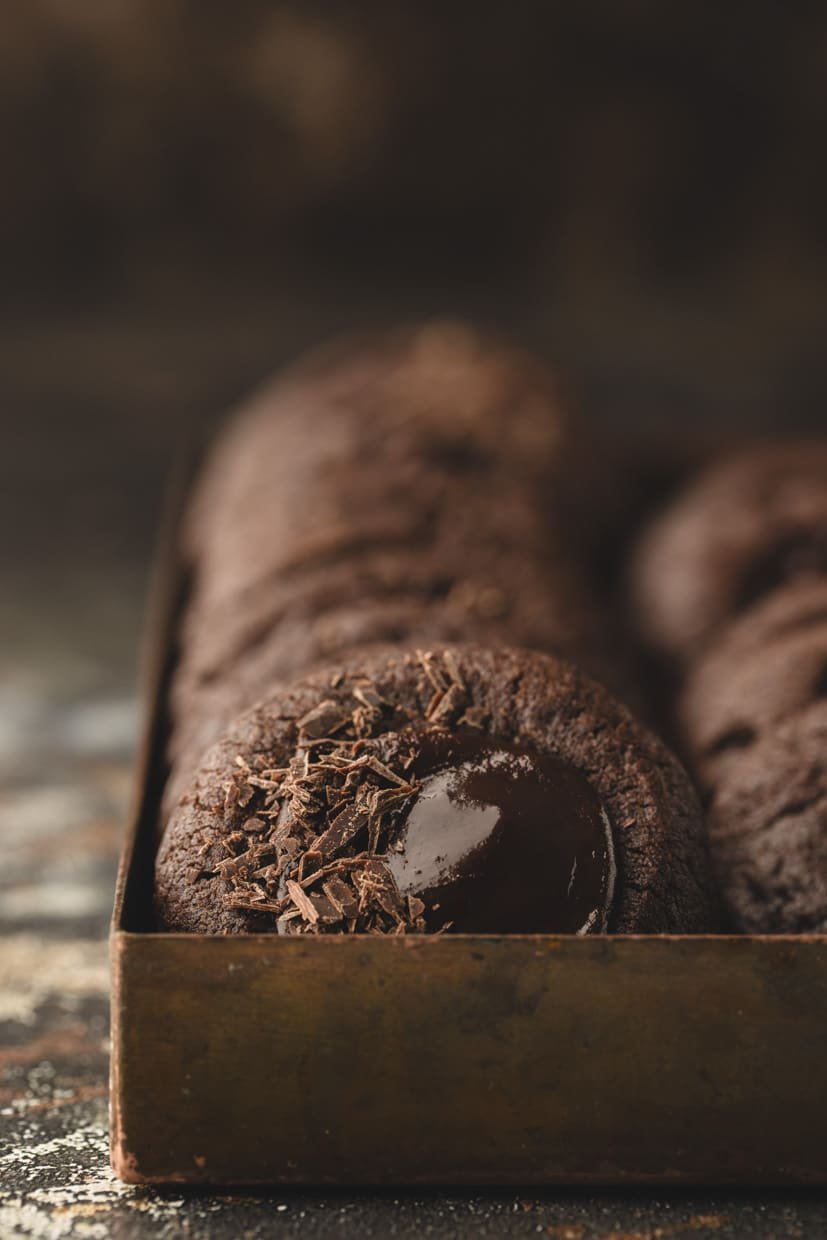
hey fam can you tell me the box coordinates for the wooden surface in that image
[3,300,827,1234]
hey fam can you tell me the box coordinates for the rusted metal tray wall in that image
[110,466,827,1186]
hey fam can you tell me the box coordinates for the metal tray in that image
[110,464,827,1187]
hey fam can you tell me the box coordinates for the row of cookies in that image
[633,443,827,932]
[156,323,715,935]
[165,322,621,814]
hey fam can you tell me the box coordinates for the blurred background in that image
[3,1,827,699]
[0,0,825,676]
[2,4,827,1227]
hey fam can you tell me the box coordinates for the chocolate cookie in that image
[165,322,629,818]
[679,580,827,787]
[156,644,715,936]
[630,441,827,661]
[706,702,827,933]
[181,322,574,622]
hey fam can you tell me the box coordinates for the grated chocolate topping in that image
[216,651,469,934]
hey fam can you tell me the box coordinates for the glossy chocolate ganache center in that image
[387,731,616,934]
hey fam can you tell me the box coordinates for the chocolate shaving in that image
[311,805,370,859]
[415,649,469,722]
[242,816,268,834]
[297,848,322,883]
[323,876,360,919]
[297,699,349,739]
[225,895,286,915]
[313,895,344,926]
[286,878,320,924]
[218,658,480,936]
[358,754,412,787]
[441,649,465,689]
[354,859,406,923]
[426,681,467,724]
[214,840,275,880]
[352,683,391,713]
[417,649,449,694]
